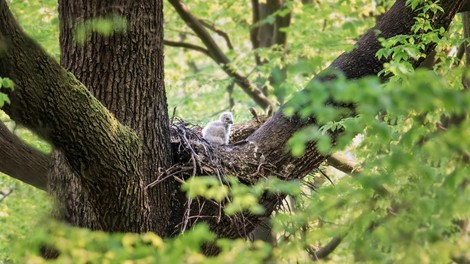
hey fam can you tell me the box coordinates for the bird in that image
[202,112,233,145]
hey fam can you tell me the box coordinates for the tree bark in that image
[55,0,179,236]
[193,0,465,241]
[0,0,152,233]
[0,0,465,246]
[250,0,290,60]
[0,121,48,190]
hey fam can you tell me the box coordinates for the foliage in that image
[1,0,469,263]
[0,77,13,108]
[164,0,381,122]
[17,221,271,264]
[74,15,128,45]
[0,175,50,263]
[285,69,470,263]
[8,0,59,59]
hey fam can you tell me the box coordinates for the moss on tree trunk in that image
[0,0,465,246]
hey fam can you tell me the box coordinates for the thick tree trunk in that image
[0,0,465,249]
[54,0,179,236]
[0,0,154,233]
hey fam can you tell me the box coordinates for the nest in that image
[144,118,235,232]
[144,112,297,235]
[146,118,226,190]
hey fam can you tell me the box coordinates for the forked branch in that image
[167,0,273,109]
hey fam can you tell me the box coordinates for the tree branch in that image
[164,39,213,58]
[0,187,13,202]
[306,236,343,261]
[0,0,150,232]
[168,0,273,109]
[0,122,48,190]
[193,0,465,243]
[326,155,360,175]
[462,11,470,89]
[198,19,234,50]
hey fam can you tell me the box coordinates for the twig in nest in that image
[319,169,335,185]
[249,107,260,122]
[170,107,177,124]
[168,119,234,231]
[146,167,194,189]
[267,105,274,116]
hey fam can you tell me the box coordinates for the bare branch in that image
[455,42,465,64]
[227,81,235,110]
[0,188,13,202]
[164,39,213,58]
[306,236,343,261]
[326,154,361,175]
[198,19,234,50]
[168,0,273,109]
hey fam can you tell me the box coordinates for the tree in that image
[0,0,468,261]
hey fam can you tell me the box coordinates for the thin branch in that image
[164,39,213,58]
[0,188,13,202]
[306,236,344,261]
[455,42,465,64]
[227,81,235,110]
[168,0,272,109]
[326,154,361,175]
[198,19,234,50]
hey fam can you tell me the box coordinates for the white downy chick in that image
[202,112,233,145]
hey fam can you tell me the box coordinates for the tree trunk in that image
[53,0,181,236]
[0,0,172,234]
[250,0,290,62]
[0,0,465,248]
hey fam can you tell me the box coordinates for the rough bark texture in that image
[0,0,465,250]
[0,122,48,190]
[0,0,150,232]
[55,0,178,236]
[189,0,465,242]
